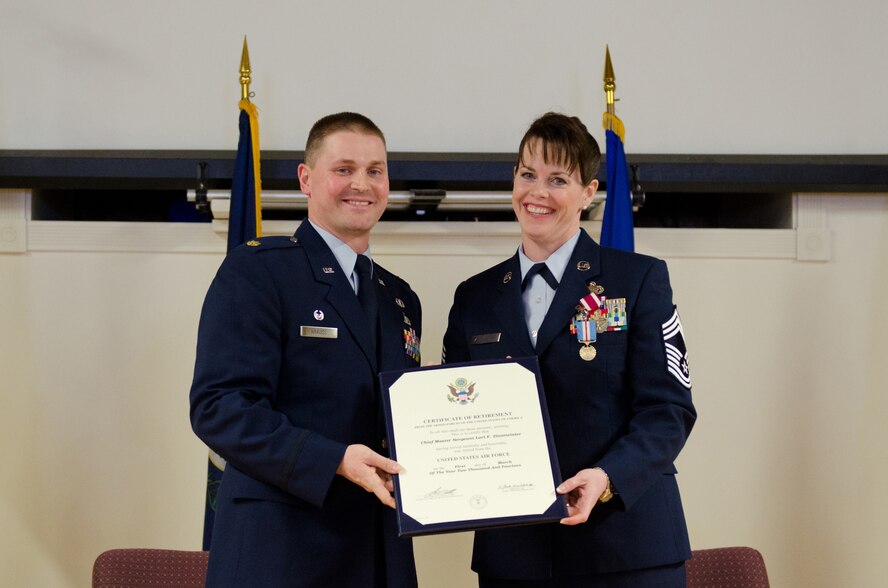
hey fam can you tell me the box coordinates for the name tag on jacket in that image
[300,326,338,339]
[470,332,502,345]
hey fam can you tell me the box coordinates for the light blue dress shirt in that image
[518,230,581,348]
[308,219,373,295]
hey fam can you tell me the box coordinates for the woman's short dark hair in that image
[516,112,601,186]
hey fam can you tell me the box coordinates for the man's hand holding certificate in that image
[380,358,567,536]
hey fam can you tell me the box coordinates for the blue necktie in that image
[354,255,378,348]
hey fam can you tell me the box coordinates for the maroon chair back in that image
[92,548,209,587]
[686,546,770,588]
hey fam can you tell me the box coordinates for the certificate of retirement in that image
[380,357,567,536]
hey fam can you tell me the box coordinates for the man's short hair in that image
[516,112,601,186]
[304,112,386,166]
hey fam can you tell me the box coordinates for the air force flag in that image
[662,308,691,389]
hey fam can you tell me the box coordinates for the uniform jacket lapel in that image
[295,222,378,371]
[376,272,405,370]
[534,230,601,357]
[492,256,536,357]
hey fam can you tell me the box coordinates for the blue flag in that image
[600,114,634,252]
[227,100,263,251]
[203,99,262,551]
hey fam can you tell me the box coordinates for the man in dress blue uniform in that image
[191,112,421,587]
[443,113,696,587]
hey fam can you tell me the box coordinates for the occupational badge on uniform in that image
[447,377,478,404]
[313,309,325,321]
[662,307,691,389]
[577,260,591,271]
[404,327,421,363]
[395,297,406,308]
[503,271,512,284]
[403,314,412,326]
[322,267,335,274]
[378,278,386,286]
[246,240,261,247]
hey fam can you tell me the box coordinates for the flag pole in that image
[203,37,262,550]
[601,45,624,141]
[233,35,262,242]
[240,36,252,102]
[599,45,634,252]
[603,45,616,119]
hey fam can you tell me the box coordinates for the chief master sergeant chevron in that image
[190,112,421,587]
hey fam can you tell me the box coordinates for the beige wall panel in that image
[1,204,886,586]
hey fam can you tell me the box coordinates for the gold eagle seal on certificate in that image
[447,377,478,405]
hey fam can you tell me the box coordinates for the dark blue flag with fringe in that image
[600,113,634,252]
[227,100,263,251]
[202,99,262,550]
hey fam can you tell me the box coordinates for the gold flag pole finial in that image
[240,36,252,102]
[603,45,616,117]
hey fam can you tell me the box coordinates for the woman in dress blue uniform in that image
[442,113,696,587]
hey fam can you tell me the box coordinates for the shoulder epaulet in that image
[375,263,410,289]
[599,244,658,265]
[473,257,513,282]
[240,236,301,253]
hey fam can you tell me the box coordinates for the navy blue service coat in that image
[191,221,421,587]
[442,229,695,581]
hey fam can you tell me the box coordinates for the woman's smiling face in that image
[512,139,597,260]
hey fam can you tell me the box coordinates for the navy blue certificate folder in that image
[380,357,567,537]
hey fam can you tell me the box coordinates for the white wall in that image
[2,1,888,154]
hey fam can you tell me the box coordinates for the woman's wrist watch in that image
[594,467,614,503]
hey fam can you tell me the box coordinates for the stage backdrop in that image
[1,1,887,154]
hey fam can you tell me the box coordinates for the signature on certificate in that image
[420,486,459,500]
[497,482,534,492]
